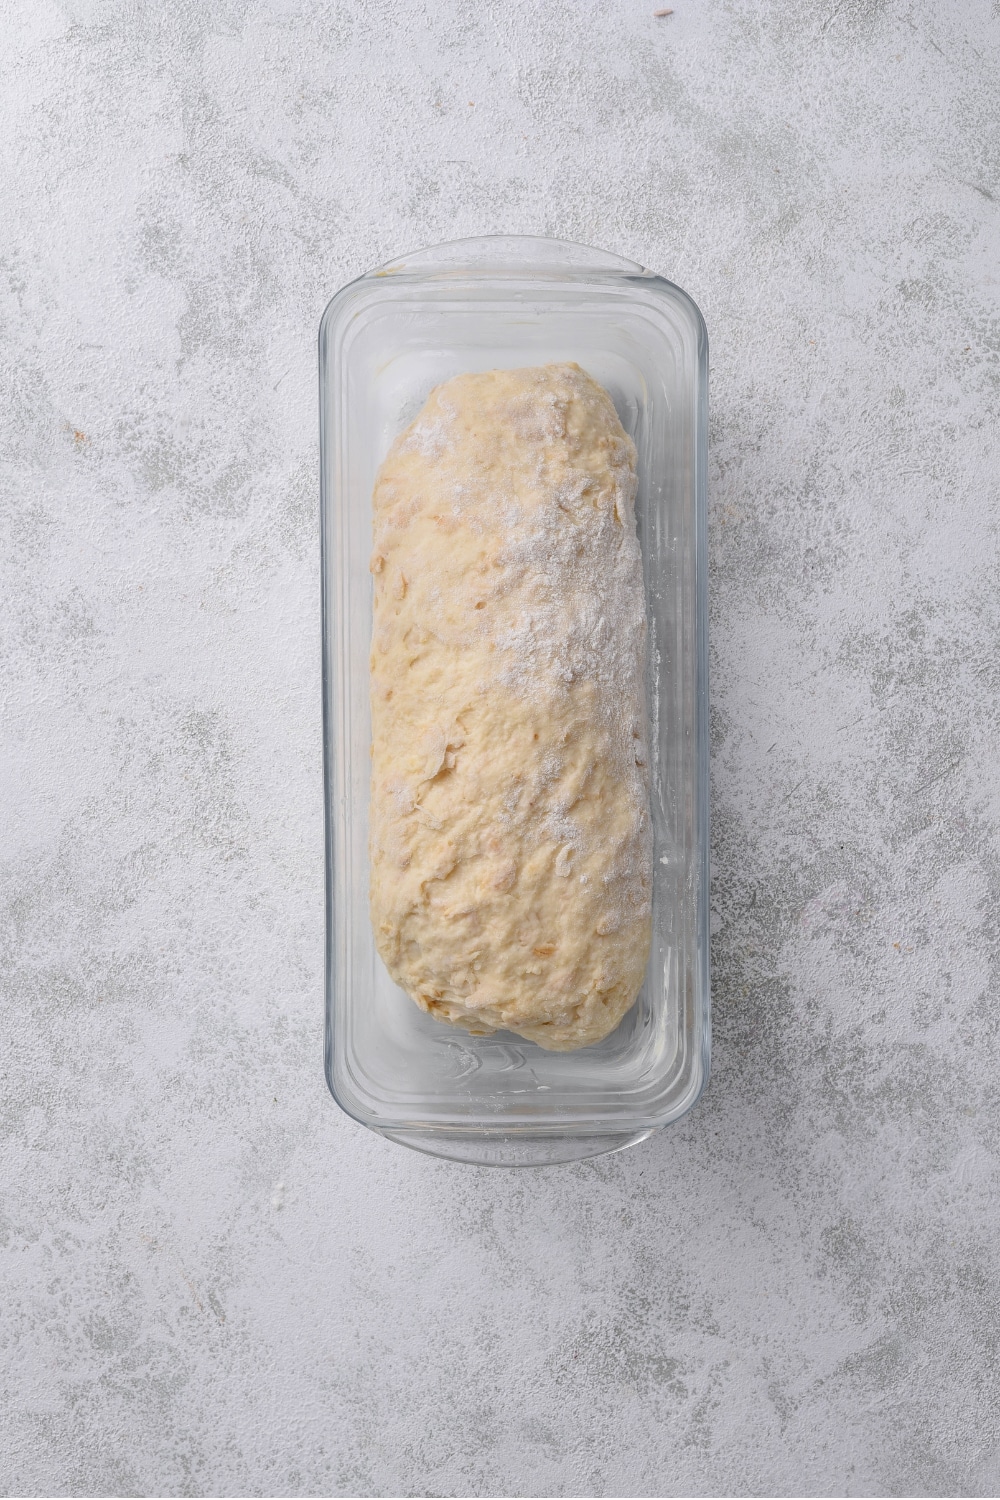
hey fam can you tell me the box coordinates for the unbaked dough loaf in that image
[369,362,652,1051]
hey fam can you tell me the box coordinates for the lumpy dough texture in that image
[369,363,653,1051]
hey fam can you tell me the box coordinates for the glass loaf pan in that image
[320,236,709,1167]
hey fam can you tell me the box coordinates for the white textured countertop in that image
[3,1,999,1494]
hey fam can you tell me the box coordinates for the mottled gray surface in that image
[2,0,999,1495]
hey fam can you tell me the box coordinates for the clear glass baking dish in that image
[320,236,709,1166]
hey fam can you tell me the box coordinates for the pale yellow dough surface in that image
[369,363,652,1050]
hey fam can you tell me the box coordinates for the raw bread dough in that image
[369,362,652,1051]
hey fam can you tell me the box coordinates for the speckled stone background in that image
[3,1,999,1495]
